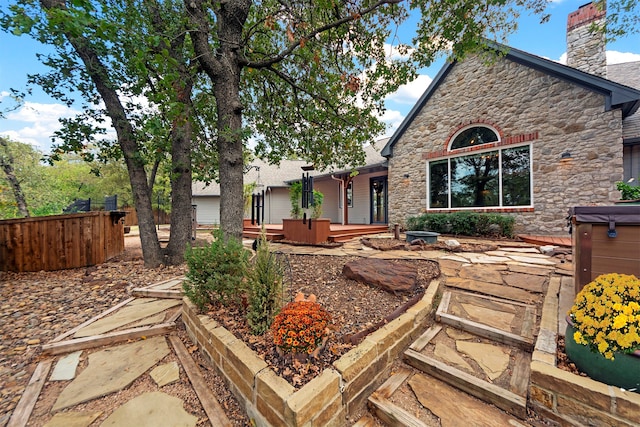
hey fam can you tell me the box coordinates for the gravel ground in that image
[0,231,252,426]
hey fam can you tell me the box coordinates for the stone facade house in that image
[381,2,640,236]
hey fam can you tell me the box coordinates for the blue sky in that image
[1,0,639,153]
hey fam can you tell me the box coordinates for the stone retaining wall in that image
[530,277,640,426]
[182,280,440,426]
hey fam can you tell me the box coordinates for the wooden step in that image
[328,228,389,242]
[131,288,183,299]
[406,372,530,427]
[367,368,427,427]
[403,349,527,419]
[242,230,285,241]
[436,291,535,352]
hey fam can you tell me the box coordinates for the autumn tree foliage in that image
[2,0,635,261]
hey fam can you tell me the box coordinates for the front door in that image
[370,176,388,224]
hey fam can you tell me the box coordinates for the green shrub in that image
[289,181,302,219]
[246,233,287,335]
[616,179,640,200]
[183,229,249,311]
[405,211,515,238]
[311,189,324,219]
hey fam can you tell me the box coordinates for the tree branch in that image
[243,0,402,69]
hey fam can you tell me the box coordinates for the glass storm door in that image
[370,177,388,224]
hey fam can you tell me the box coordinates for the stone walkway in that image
[7,234,572,427]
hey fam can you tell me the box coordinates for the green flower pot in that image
[565,323,640,392]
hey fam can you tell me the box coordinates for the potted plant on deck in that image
[565,273,640,392]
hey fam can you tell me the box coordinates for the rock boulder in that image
[342,259,418,294]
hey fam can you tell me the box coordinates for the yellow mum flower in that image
[613,314,628,330]
[598,340,609,354]
[569,273,640,358]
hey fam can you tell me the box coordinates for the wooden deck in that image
[517,234,572,247]
[242,223,389,242]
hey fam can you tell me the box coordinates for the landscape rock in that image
[150,362,180,387]
[539,245,557,255]
[50,351,82,381]
[100,392,197,427]
[43,411,102,427]
[52,336,170,411]
[342,258,418,294]
[445,239,461,248]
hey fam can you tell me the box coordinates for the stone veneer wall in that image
[566,2,606,77]
[388,55,624,235]
[181,280,440,427]
[530,276,640,426]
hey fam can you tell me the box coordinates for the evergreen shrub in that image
[406,211,515,238]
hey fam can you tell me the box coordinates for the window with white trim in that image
[428,126,532,209]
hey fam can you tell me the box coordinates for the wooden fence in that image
[0,211,126,272]
[122,207,170,227]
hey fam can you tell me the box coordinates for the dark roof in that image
[381,43,640,158]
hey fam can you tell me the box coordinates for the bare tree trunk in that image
[165,81,194,264]
[185,0,249,241]
[40,0,164,267]
[0,138,30,218]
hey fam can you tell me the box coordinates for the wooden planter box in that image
[282,218,330,244]
[571,206,640,293]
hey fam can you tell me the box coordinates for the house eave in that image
[381,41,640,158]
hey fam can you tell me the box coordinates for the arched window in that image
[450,126,499,150]
[428,126,531,209]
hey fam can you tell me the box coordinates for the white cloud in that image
[382,43,413,61]
[378,108,405,138]
[554,50,640,66]
[7,101,76,124]
[607,50,640,64]
[558,52,567,64]
[0,102,78,151]
[0,100,122,153]
[385,74,432,105]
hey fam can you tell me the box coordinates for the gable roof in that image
[607,61,640,90]
[193,140,389,196]
[381,43,640,158]
[192,157,309,196]
[312,140,389,181]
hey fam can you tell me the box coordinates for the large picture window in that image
[428,145,532,209]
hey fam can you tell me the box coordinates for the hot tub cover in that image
[570,206,640,224]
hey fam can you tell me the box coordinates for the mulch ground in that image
[1,232,577,426]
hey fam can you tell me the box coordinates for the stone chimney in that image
[566,2,607,77]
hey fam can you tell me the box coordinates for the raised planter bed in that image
[405,231,440,244]
[282,218,331,245]
[182,280,441,426]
